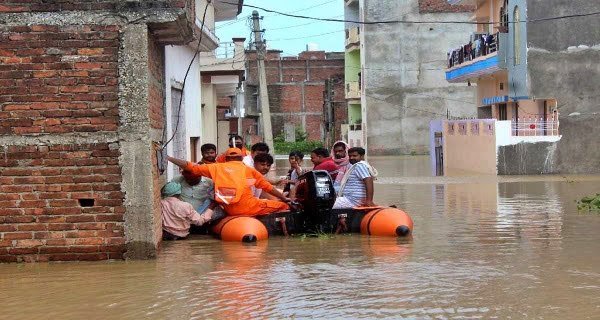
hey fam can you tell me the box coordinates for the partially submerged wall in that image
[525,0,600,173]
[0,1,194,262]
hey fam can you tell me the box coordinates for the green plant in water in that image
[295,229,335,240]
[576,193,600,212]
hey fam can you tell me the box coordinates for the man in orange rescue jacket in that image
[167,148,290,216]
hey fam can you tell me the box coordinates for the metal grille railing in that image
[448,32,500,68]
[511,117,560,136]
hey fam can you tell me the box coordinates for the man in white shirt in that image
[332,147,378,209]
[251,153,276,199]
[242,142,270,167]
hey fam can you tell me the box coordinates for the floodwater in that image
[2,156,600,319]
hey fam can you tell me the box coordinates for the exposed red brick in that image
[244,50,347,141]
[418,0,474,13]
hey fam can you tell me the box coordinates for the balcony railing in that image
[345,81,360,100]
[215,41,235,59]
[345,27,360,49]
[512,117,560,136]
[349,123,362,131]
[447,32,501,69]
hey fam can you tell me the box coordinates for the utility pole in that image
[251,10,273,152]
[323,78,334,147]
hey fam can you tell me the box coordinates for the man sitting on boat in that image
[310,147,339,180]
[242,142,270,167]
[332,147,379,209]
[160,182,213,240]
[198,143,217,164]
[167,148,291,216]
[331,141,351,193]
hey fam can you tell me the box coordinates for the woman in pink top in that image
[160,182,213,240]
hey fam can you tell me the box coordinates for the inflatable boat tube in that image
[360,207,414,237]
[212,216,269,242]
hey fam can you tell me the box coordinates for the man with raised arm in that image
[167,148,290,216]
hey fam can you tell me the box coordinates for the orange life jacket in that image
[203,161,248,205]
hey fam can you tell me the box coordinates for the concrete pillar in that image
[118,24,162,259]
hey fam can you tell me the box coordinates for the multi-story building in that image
[344,0,477,154]
[244,49,347,146]
[432,0,599,175]
[200,38,246,154]
[164,0,244,178]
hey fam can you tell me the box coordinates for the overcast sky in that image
[215,0,345,56]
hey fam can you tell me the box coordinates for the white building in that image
[163,0,244,178]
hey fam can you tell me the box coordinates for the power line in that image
[215,14,251,29]
[216,0,338,29]
[220,1,600,25]
[162,0,211,150]
[270,0,338,16]
[268,29,344,42]
[269,15,345,31]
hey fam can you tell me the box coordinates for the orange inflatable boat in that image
[359,207,414,237]
[212,216,268,243]
[209,170,414,241]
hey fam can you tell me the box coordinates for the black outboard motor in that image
[295,170,335,230]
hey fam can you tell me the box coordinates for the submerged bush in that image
[576,193,600,212]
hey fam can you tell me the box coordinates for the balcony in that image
[345,27,360,52]
[446,32,507,83]
[345,81,360,100]
[348,124,363,148]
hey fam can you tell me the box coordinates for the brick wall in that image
[0,25,119,135]
[0,1,189,13]
[0,24,125,262]
[418,0,474,13]
[0,143,125,262]
[245,51,347,142]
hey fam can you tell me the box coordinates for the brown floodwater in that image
[1,156,600,319]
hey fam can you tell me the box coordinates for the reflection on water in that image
[1,156,600,319]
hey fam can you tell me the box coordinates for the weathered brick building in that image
[244,50,348,144]
[0,1,201,262]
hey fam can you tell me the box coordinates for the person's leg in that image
[332,196,356,209]
[224,193,290,216]
[162,230,180,240]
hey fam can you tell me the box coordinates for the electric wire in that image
[220,1,600,25]
[269,15,344,31]
[161,0,211,150]
[215,0,338,29]
[268,29,344,42]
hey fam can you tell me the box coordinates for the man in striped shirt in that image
[332,147,377,209]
